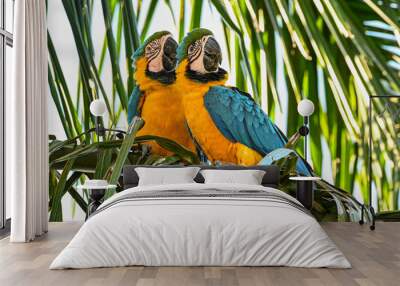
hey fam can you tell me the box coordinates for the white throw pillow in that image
[135,167,201,186]
[200,169,265,185]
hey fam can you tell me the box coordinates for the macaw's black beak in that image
[203,37,222,72]
[162,37,178,72]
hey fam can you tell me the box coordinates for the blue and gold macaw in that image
[128,31,196,156]
[176,28,311,174]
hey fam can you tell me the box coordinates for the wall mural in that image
[49,28,364,223]
[48,1,399,222]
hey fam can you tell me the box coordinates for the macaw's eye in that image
[145,40,162,60]
[145,44,154,55]
[188,45,194,53]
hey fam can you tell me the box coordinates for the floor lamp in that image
[90,99,107,138]
[85,99,124,218]
[297,99,315,163]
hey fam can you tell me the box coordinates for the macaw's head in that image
[177,28,227,83]
[133,31,178,84]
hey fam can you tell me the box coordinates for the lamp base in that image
[359,204,376,231]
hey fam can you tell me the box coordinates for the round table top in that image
[77,184,117,190]
[289,176,321,181]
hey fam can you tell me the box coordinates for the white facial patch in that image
[146,35,171,73]
[188,36,211,73]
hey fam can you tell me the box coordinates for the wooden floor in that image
[0,222,399,286]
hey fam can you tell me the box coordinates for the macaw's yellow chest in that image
[181,85,261,166]
[138,86,196,156]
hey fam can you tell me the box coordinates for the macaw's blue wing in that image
[127,86,143,124]
[204,86,312,176]
[258,148,312,176]
[204,86,287,155]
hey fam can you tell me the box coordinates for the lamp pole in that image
[304,116,308,161]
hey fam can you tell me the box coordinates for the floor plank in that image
[0,222,399,286]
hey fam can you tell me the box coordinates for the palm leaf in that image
[108,117,144,185]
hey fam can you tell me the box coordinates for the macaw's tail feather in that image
[258,148,313,176]
[127,86,143,124]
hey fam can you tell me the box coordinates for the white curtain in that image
[7,0,48,242]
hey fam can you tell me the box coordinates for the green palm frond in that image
[207,0,399,212]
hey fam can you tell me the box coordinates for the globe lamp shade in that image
[297,99,315,117]
[90,100,106,117]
